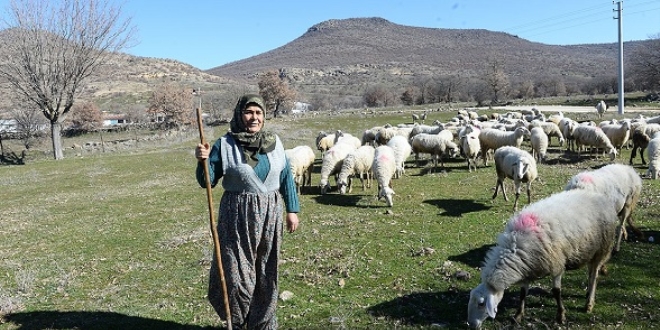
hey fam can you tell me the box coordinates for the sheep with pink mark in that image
[565,164,644,252]
[467,189,620,329]
[492,146,538,211]
[372,145,397,207]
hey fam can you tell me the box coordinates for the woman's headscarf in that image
[229,94,277,163]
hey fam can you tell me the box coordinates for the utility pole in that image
[614,1,624,115]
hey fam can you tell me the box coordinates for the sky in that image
[2,0,660,70]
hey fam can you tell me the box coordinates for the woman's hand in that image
[195,143,210,161]
[286,213,299,233]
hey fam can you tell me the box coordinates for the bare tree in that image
[70,101,103,133]
[0,0,135,159]
[10,104,47,149]
[628,34,660,91]
[258,69,296,118]
[484,60,510,103]
[147,84,194,129]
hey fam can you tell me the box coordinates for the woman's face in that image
[241,104,264,134]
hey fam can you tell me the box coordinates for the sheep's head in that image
[607,148,617,161]
[337,180,349,195]
[512,159,531,180]
[467,283,504,329]
[319,179,330,194]
[378,186,395,207]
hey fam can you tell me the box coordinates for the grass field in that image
[1,106,659,329]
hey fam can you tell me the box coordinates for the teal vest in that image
[220,134,285,193]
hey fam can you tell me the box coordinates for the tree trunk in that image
[50,120,64,160]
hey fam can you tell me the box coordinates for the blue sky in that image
[2,0,660,70]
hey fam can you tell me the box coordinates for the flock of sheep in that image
[283,105,660,327]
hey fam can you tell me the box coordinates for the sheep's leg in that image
[526,181,532,204]
[551,274,567,324]
[492,178,507,201]
[640,146,647,165]
[513,284,528,323]
[585,263,602,313]
[629,145,638,165]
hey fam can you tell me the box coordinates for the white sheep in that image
[318,141,356,194]
[571,125,617,160]
[336,145,375,194]
[529,126,548,164]
[478,127,530,166]
[467,189,620,328]
[316,132,336,152]
[375,126,413,145]
[284,145,316,194]
[646,133,660,179]
[410,132,460,173]
[372,145,397,207]
[492,146,538,211]
[529,119,564,147]
[596,100,608,118]
[334,130,362,149]
[559,117,578,152]
[564,163,644,252]
[460,126,481,172]
[600,120,631,154]
[386,135,412,178]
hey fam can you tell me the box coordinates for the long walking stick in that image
[196,107,233,330]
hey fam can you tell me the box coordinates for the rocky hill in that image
[207,17,644,100]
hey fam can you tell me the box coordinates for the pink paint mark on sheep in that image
[513,212,542,234]
[377,153,392,162]
[577,173,594,184]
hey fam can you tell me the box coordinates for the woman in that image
[195,93,300,329]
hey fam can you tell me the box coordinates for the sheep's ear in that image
[486,293,498,319]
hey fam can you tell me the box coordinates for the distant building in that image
[291,101,311,114]
[102,113,131,126]
[0,119,18,133]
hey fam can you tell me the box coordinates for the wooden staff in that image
[196,107,233,330]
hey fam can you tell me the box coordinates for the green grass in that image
[1,107,659,329]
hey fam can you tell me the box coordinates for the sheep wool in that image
[284,145,316,194]
[336,145,376,194]
[492,146,538,211]
[372,145,397,207]
[646,135,660,179]
[564,163,643,252]
[467,189,619,329]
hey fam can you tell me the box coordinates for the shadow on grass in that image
[423,198,491,217]
[447,243,494,269]
[3,310,221,330]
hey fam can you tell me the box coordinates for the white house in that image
[291,101,311,114]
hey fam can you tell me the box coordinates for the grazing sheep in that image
[318,141,356,194]
[386,135,412,178]
[646,133,660,179]
[334,130,362,149]
[529,120,564,147]
[284,145,316,194]
[372,145,397,207]
[316,132,336,152]
[596,100,608,118]
[601,121,631,155]
[460,126,481,172]
[492,146,538,211]
[529,126,548,164]
[336,145,376,194]
[559,118,578,152]
[564,163,644,252]
[629,123,660,165]
[572,125,617,160]
[375,126,413,145]
[478,127,530,166]
[410,132,460,173]
[467,189,619,328]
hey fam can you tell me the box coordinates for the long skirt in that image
[208,190,283,330]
